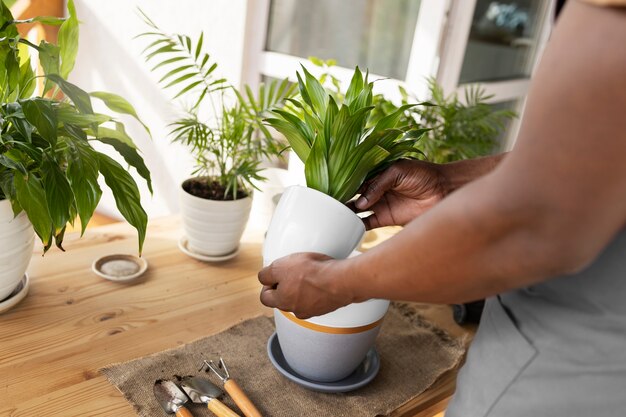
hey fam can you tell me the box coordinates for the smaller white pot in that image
[275,298,390,382]
[0,200,34,300]
[263,185,365,266]
[179,181,252,257]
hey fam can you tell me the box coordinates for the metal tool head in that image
[198,357,230,382]
[180,376,224,404]
[153,379,189,413]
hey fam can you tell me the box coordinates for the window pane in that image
[266,0,421,80]
[459,0,549,83]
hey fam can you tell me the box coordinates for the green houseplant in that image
[138,12,294,259]
[0,1,151,303]
[403,80,516,163]
[262,65,431,383]
[266,65,428,204]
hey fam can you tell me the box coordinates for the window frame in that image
[242,0,555,150]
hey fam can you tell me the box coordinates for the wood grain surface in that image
[0,217,471,417]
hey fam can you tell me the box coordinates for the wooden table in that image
[0,216,471,417]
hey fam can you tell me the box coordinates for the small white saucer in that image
[92,254,148,282]
[0,274,30,314]
[178,236,240,262]
[267,332,380,393]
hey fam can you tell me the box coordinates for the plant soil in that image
[182,177,248,201]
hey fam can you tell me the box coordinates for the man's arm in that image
[341,1,626,305]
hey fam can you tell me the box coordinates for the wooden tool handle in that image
[175,406,194,417]
[224,379,262,417]
[206,398,241,417]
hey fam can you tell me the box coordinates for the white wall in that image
[71,0,249,219]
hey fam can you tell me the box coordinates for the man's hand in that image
[350,160,447,230]
[258,253,354,319]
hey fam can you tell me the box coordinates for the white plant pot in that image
[263,185,365,266]
[0,200,34,300]
[275,296,390,382]
[179,181,252,257]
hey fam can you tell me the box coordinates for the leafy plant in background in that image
[0,0,151,253]
[309,58,516,164]
[404,80,516,163]
[138,11,295,200]
[266,66,429,204]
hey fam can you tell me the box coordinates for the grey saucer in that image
[267,332,380,393]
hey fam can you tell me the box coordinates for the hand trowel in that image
[180,376,241,417]
[153,379,194,417]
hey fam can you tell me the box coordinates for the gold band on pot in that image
[279,310,385,334]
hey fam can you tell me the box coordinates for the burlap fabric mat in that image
[101,302,466,417]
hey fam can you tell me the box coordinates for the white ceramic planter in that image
[275,297,390,382]
[0,200,34,300]
[179,182,252,257]
[263,185,365,266]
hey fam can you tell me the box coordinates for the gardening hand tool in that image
[200,358,263,417]
[180,376,241,417]
[153,379,194,417]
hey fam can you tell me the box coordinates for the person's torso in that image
[445,230,626,417]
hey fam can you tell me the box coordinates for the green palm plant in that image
[409,80,516,163]
[0,0,150,253]
[266,66,429,204]
[138,11,295,200]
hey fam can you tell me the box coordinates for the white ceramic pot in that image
[263,185,365,266]
[0,200,34,300]
[179,181,252,257]
[275,297,390,382]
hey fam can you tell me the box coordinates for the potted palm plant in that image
[139,12,294,261]
[263,65,429,265]
[0,1,150,307]
[262,65,429,384]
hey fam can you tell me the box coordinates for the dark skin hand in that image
[347,156,507,230]
[259,155,508,317]
[259,2,626,319]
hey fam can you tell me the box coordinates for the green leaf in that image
[13,16,66,26]
[172,80,203,99]
[92,125,137,149]
[90,91,151,135]
[47,74,93,114]
[13,173,53,248]
[0,155,27,175]
[97,136,152,193]
[373,104,416,132]
[4,102,32,142]
[96,153,147,254]
[264,117,311,163]
[300,65,327,117]
[334,146,389,203]
[58,0,79,79]
[41,155,74,232]
[150,55,186,72]
[66,141,102,235]
[21,99,58,146]
[195,31,203,60]
[344,66,364,107]
[308,56,324,66]
[56,105,111,126]
[304,134,329,194]
[163,72,195,90]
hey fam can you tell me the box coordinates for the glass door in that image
[242,0,554,150]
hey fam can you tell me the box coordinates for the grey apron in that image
[446,231,626,417]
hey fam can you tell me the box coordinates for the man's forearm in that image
[439,153,508,195]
